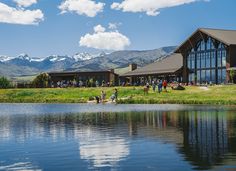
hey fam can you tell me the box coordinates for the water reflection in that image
[0,108,235,170]
[77,127,129,167]
[179,112,236,170]
[0,162,41,171]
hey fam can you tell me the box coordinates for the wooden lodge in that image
[48,70,119,87]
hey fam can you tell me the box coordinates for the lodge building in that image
[48,70,118,87]
[175,28,236,84]
[47,28,236,86]
[122,28,236,84]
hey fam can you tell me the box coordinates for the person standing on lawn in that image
[152,80,156,92]
[111,88,118,102]
[158,80,163,93]
[101,90,106,102]
[163,80,168,92]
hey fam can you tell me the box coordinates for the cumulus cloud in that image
[79,25,131,50]
[94,24,105,32]
[108,22,122,30]
[111,0,209,16]
[58,0,105,17]
[14,0,37,7]
[0,2,44,25]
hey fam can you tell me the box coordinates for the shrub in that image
[32,73,50,88]
[0,76,11,89]
[230,69,236,83]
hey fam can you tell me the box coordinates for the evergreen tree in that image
[0,77,11,89]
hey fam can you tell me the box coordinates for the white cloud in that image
[94,24,105,32]
[14,0,37,7]
[108,22,122,30]
[58,0,105,17]
[0,2,44,25]
[111,0,209,16]
[79,25,131,50]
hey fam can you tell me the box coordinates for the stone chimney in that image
[129,63,137,71]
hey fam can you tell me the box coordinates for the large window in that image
[211,51,216,68]
[206,70,211,82]
[201,70,206,82]
[206,37,215,50]
[211,69,216,83]
[218,68,227,84]
[187,37,227,84]
[201,53,206,68]
[217,50,222,67]
[222,50,226,67]
[187,52,195,70]
[197,70,201,83]
[189,73,195,82]
[206,52,210,68]
[197,53,201,69]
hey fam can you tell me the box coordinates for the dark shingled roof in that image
[122,53,183,77]
[48,70,118,76]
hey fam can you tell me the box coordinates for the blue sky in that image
[0,0,236,57]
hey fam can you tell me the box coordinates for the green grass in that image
[0,85,235,105]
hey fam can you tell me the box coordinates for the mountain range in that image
[0,46,176,79]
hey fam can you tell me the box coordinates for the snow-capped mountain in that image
[0,55,14,62]
[0,53,44,63]
[72,52,110,61]
[73,52,95,61]
[0,46,177,77]
[46,55,71,62]
[17,53,31,61]
[0,52,105,64]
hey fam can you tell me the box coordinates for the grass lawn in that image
[0,85,235,105]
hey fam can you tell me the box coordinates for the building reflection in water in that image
[179,111,235,170]
[0,110,235,170]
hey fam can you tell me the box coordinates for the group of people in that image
[144,80,168,94]
[51,79,116,88]
[51,80,77,88]
[95,88,118,103]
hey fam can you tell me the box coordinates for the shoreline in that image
[0,98,235,105]
[0,103,235,116]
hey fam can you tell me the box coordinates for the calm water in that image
[0,104,236,171]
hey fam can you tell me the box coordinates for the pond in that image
[0,104,236,171]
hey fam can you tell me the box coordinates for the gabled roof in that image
[175,28,236,53]
[48,70,118,76]
[121,53,183,77]
[200,28,236,45]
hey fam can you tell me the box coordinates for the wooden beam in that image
[188,38,194,49]
[199,31,205,40]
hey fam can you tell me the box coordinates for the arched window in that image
[217,43,226,67]
[206,37,215,50]
[197,39,205,51]
[218,42,225,49]
[187,48,195,70]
